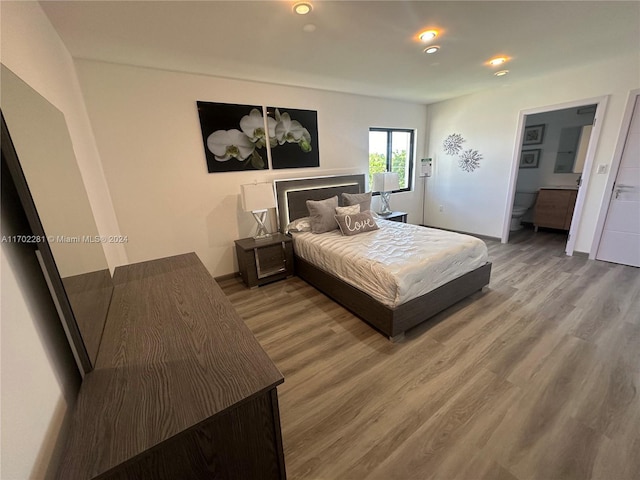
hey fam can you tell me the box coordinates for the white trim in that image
[589,88,640,259]
[501,113,526,243]
[501,95,609,252]
[565,96,609,256]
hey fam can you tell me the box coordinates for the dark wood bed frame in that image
[274,174,492,340]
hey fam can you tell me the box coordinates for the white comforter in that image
[291,220,489,308]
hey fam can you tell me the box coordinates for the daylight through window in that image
[368,128,414,192]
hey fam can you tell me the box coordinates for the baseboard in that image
[571,251,589,258]
[214,272,240,282]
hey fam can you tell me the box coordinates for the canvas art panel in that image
[197,101,269,173]
[266,106,319,169]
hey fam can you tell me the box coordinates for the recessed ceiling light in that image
[487,56,511,67]
[293,2,312,15]
[302,23,316,32]
[494,70,509,77]
[424,46,440,54]
[419,30,438,42]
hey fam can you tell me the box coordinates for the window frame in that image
[368,127,415,194]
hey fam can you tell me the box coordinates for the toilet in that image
[510,191,538,231]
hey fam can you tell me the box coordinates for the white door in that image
[596,95,640,267]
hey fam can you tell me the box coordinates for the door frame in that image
[501,95,609,256]
[589,88,640,259]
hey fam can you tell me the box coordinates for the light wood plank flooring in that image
[219,229,640,480]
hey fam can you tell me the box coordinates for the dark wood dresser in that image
[56,253,285,480]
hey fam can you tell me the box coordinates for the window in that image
[368,128,414,192]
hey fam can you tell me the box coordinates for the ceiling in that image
[40,0,640,104]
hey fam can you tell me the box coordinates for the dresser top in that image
[57,253,283,479]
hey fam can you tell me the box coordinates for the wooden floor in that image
[218,228,640,480]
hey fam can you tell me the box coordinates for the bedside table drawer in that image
[256,244,287,279]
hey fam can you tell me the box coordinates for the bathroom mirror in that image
[1,64,112,374]
[553,105,595,174]
[554,126,582,173]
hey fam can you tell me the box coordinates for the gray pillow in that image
[306,196,339,233]
[342,192,372,212]
[335,211,379,236]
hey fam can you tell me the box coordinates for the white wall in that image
[74,60,428,277]
[0,2,117,478]
[424,53,640,252]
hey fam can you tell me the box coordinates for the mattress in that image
[291,220,489,308]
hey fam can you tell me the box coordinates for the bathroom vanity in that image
[533,187,578,231]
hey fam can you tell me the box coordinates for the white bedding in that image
[291,220,489,308]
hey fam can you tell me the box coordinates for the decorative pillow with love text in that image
[334,211,379,236]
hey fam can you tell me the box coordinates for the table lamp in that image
[241,182,276,239]
[373,172,400,216]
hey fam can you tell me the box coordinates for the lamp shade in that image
[372,172,400,192]
[241,183,276,212]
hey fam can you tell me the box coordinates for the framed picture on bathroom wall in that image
[523,124,545,145]
[519,149,541,168]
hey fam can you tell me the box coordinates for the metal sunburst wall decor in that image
[458,149,483,173]
[442,133,482,172]
[443,133,465,155]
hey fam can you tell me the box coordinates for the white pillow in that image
[285,216,312,234]
[335,204,360,215]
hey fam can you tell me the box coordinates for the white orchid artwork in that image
[239,108,276,150]
[197,102,318,173]
[273,109,312,152]
[267,106,318,169]
[207,129,255,162]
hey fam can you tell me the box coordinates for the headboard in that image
[274,174,366,232]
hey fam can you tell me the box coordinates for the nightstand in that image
[235,233,294,288]
[379,211,407,223]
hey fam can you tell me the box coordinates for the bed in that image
[274,174,492,340]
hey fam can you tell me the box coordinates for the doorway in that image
[502,96,608,255]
